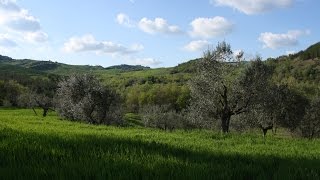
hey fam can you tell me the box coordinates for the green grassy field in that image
[0,109,319,179]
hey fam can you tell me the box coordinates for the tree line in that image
[0,42,319,139]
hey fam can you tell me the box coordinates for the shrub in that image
[56,74,122,125]
[140,105,183,130]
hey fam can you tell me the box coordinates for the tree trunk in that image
[32,107,38,116]
[42,108,49,117]
[221,113,231,133]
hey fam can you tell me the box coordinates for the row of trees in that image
[125,83,190,112]
[140,42,319,138]
[1,42,319,138]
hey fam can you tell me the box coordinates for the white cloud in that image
[24,31,48,43]
[212,0,293,15]
[0,34,17,47]
[0,5,41,32]
[259,30,309,49]
[131,57,162,66]
[4,10,41,32]
[138,17,181,35]
[189,16,233,39]
[286,50,295,55]
[183,40,210,52]
[0,0,48,44]
[116,13,134,27]
[63,34,143,55]
[0,0,20,12]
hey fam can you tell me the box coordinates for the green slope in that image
[1,41,320,92]
[0,55,152,76]
[295,42,320,60]
[0,63,46,78]
[0,109,319,179]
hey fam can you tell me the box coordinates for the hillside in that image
[293,42,320,60]
[0,56,151,76]
[0,109,319,179]
[1,41,319,78]
[265,42,320,96]
[1,41,320,96]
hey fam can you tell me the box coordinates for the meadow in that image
[0,109,319,179]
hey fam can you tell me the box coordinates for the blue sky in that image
[0,0,318,67]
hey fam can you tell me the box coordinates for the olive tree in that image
[18,91,54,117]
[189,42,255,133]
[300,97,320,139]
[55,74,122,125]
[18,77,58,117]
[140,104,183,131]
[239,60,308,136]
[268,85,308,133]
[240,59,275,136]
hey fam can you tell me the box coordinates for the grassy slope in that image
[1,42,320,93]
[0,63,45,78]
[0,109,319,179]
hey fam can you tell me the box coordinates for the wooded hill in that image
[1,41,320,110]
[1,41,320,84]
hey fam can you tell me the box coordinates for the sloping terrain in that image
[0,109,319,179]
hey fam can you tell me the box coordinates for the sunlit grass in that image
[0,109,319,179]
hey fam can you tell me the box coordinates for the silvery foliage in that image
[56,74,122,124]
[300,97,320,139]
[188,41,251,132]
[140,104,183,130]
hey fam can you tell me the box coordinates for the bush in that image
[56,74,123,125]
[183,104,217,130]
[140,105,183,130]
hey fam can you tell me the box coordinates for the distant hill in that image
[105,64,150,71]
[170,58,199,74]
[293,42,320,60]
[0,55,13,62]
[0,56,150,75]
[263,42,320,97]
[1,41,320,93]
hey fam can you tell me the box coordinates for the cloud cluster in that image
[0,34,17,47]
[138,17,181,35]
[286,50,295,55]
[0,0,48,46]
[131,57,162,66]
[189,16,233,39]
[184,40,210,52]
[24,31,48,43]
[259,30,310,49]
[0,0,20,12]
[63,34,144,55]
[116,13,234,53]
[63,34,162,67]
[212,0,293,15]
[116,13,181,35]
[116,13,134,28]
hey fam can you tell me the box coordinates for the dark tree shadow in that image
[0,128,319,179]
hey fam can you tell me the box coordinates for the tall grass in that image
[0,109,319,179]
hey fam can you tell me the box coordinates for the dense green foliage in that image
[294,42,320,60]
[0,109,319,179]
[1,41,320,135]
[1,42,320,178]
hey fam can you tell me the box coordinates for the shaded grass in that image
[124,113,144,127]
[0,109,319,179]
